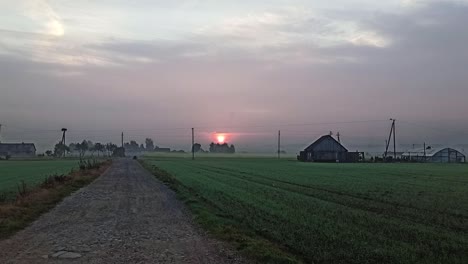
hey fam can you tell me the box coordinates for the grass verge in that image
[141,161,302,264]
[0,160,111,240]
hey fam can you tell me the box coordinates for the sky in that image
[1,0,468,153]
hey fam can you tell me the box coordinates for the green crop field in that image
[143,155,468,263]
[0,160,78,197]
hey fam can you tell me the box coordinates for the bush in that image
[78,158,101,170]
[41,174,69,188]
[17,181,28,198]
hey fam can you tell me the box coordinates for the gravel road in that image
[0,159,245,263]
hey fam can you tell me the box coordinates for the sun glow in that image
[217,135,226,143]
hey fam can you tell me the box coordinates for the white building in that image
[402,147,465,163]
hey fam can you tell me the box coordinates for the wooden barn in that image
[297,135,361,162]
[0,143,36,158]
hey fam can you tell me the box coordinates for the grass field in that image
[0,160,78,197]
[143,155,468,264]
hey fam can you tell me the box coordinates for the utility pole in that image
[61,128,67,157]
[121,132,124,148]
[192,128,195,160]
[0,124,2,143]
[392,119,396,160]
[277,130,281,159]
[61,128,67,145]
[384,118,396,161]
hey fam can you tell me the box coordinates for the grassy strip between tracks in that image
[0,160,112,240]
[141,161,302,264]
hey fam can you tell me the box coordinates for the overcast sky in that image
[1,0,468,152]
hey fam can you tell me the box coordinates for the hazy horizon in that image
[1,0,468,153]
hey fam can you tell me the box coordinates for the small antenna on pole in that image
[337,132,341,143]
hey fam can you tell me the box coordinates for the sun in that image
[217,135,226,143]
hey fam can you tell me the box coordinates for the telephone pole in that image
[121,132,124,148]
[61,128,67,157]
[192,128,195,160]
[277,130,281,159]
[0,124,2,143]
[61,128,67,145]
[384,118,396,161]
[392,119,396,160]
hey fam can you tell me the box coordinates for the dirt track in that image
[0,159,245,263]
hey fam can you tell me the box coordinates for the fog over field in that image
[1,0,468,153]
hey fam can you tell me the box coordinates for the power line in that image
[0,119,389,134]
[399,120,468,136]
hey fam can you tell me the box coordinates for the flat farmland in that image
[0,160,78,196]
[143,156,468,263]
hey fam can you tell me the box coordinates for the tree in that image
[105,143,117,157]
[54,142,69,157]
[69,143,77,153]
[192,143,202,153]
[145,138,155,151]
[209,142,235,153]
[45,150,53,157]
[87,140,95,155]
[112,147,125,157]
[124,140,140,153]
[94,143,105,157]
[209,142,215,153]
[229,144,236,154]
[75,140,89,158]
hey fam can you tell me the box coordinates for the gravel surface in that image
[0,159,246,263]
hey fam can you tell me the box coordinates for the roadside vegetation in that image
[0,160,78,197]
[142,156,468,264]
[0,159,110,239]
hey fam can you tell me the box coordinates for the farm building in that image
[383,152,405,160]
[154,147,171,153]
[297,135,362,162]
[0,143,36,158]
[402,147,466,163]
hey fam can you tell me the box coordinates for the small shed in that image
[298,135,358,162]
[0,143,37,158]
[402,147,465,163]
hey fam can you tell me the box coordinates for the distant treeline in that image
[192,142,236,154]
[46,138,181,157]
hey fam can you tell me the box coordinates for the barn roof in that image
[402,147,465,157]
[305,135,348,152]
[0,143,36,152]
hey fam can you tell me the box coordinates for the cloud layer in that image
[1,0,468,151]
